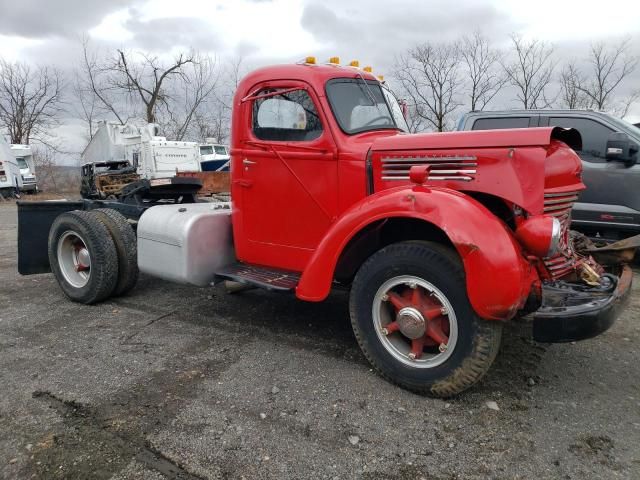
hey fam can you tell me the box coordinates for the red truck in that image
[17,58,636,397]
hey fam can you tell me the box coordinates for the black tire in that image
[93,209,139,297]
[48,211,119,304]
[349,241,502,397]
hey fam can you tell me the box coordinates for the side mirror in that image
[606,132,638,166]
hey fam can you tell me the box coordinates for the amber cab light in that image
[514,215,562,258]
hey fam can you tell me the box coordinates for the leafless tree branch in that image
[460,31,507,111]
[0,59,64,144]
[503,34,555,109]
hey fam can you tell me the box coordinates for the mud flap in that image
[17,201,83,274]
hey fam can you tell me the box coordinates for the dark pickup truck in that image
[458,110,640,240]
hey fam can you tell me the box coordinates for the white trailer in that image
[81,121,202,180]
[0,136,23,197]
[10,144,37,193]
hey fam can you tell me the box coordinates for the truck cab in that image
[18,60,637,397]
[458,110,640,240]
[10,144,37,193]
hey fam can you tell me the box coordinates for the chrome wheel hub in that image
[57,231,91,288]
[372,275,458,369]
[396,307,425,339]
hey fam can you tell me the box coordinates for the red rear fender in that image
[296,187,538,321]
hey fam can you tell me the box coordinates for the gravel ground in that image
[1,203,639,479]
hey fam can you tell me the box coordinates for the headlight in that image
[0,176,6,182]
[515,215,562,258]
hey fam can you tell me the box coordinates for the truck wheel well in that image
[461,191,515,230]
[334,217,455,284]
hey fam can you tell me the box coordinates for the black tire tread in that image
[48,210,119,304]
[93,208,139,296]
[349,240,502,397]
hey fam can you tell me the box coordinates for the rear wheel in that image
[48,211,119,304]
[93,209,139,296]
[349,241,502,397]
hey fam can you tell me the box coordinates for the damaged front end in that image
[532,233,638,343]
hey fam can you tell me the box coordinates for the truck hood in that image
[368,127,583,216]
[370,127,581,152]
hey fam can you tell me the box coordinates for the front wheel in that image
[349,241,502,397]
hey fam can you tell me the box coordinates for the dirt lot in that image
[1,203,639,480]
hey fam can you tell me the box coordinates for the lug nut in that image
[408,352,417,360]
[439,343,447,353]
[440,307,448,315]
[408,282,417,289]
[381,294,389,301]
[381,328,389,335]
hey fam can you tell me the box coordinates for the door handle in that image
[233,179,253,188]
[243,159,257,165]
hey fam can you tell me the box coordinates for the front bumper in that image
[532,265,633,343]
[21,183,37,192]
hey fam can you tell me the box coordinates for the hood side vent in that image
[380,155,477,182]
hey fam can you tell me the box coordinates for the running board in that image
[215,263,300,292]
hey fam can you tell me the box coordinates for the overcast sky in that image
[0,0,639,155]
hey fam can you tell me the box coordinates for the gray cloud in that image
[0,0,140,38]
[300,1,516,69]
[125,14,221,51]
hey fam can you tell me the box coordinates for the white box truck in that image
[0,136,23,197]
[10,144,37,193]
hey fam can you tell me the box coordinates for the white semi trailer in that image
[81,121,202,179]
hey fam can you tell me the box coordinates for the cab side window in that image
[549,117,614,161]
[472,117,531,130]
[253,89,323,142]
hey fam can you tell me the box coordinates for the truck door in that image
[233,83,338,271]
[546,115,640,233]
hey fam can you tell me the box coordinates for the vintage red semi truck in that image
[17,58,636,396]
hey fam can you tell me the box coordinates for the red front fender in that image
[296,186,538,321]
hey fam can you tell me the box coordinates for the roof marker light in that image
[329,56,340,64]
[305,56,317,64]
[377,74,384,81]
[363,66,372,73]
[349,60,359,67]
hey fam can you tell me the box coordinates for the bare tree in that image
[74,37,130,139]
[559,62,589,109]
[394,43,463,132]
[503,35,555,109]
[192,56,247,143]
[577,38,639,115]
[460,32,506,111]
[75,40,220,142]
[0,59,64,144]
[113,49,195,125]
[158,54,220,140]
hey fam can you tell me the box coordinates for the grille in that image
[542,191,579,221]
[543,190,581,279]
[380,155,477,182]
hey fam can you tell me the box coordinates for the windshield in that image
[200,146,213,155]
[214,145,227,155]
[16,157,28,169]
[326,78,409,134]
